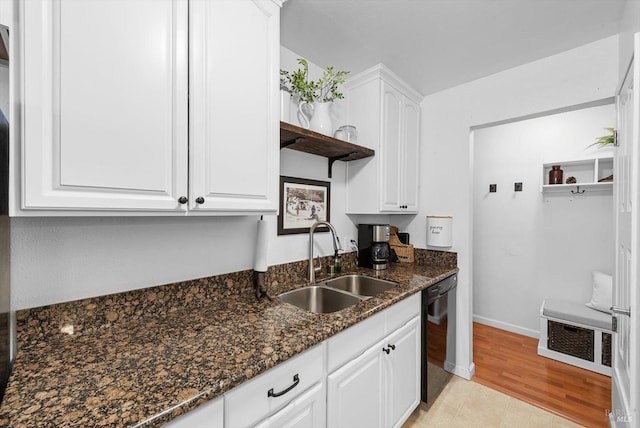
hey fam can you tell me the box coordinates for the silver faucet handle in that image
[335,236,343,251]
[313,256,322,273]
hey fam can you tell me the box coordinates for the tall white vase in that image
[309,102,333,136]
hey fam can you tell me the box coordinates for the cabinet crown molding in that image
[345,63,423,104]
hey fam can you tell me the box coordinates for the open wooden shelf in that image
[280,121,375,178]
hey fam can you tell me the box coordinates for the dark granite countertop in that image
[0,254,457,428]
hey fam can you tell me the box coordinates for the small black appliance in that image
[357,224,390,270]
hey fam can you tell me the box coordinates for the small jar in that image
[334,125,358,144]
[549,165,563,185]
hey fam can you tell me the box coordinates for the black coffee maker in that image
[357,224,390,270]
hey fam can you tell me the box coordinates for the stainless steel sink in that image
[322,274,397,297]
[278,286,364,314]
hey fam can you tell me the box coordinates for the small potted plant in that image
[281,59,349,135]
[588,128,616,149]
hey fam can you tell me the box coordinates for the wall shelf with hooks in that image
[540,157,613,194]
[280,122,375,178]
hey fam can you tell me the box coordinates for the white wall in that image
[406,36,619,379]
[618,0,640,85]
[473,104,615,337]
[11,48,358,310]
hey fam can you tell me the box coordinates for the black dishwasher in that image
[421,273,457,402]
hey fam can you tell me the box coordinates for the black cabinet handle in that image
[178,196,188,204]
[267,374,299,398]
[195,197,205,204]
[382,347,390,354]
[388,344,396,351]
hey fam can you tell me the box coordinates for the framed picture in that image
[278,176,331,235]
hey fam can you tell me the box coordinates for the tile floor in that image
[403,376,584,428]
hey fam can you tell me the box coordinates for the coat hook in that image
[571,186,585,194]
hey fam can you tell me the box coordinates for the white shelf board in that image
[542,181,613,193]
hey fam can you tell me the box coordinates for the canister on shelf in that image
[549,165,563,185]
[334,125,358,144]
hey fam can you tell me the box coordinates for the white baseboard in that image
[445,360,475,380]
[473,314,539,339]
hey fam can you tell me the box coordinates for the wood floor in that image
[472,322,611,427]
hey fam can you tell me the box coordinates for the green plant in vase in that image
[281,59,349,135]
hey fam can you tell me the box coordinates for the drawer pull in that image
[267,374,300,398]
[382,347,390,354]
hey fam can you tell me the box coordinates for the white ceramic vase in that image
[298,101,333,136]
[309,102,333,136]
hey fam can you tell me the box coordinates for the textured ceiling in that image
[281,0,626,96]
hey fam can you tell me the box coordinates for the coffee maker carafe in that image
[357,224,390,270]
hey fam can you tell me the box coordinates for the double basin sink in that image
[278,275,397,314]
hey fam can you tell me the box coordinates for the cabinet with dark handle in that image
[267,374,300,398]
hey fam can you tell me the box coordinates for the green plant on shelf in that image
[587,128,615,149]
[280,59,349,103]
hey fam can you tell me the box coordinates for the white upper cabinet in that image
[15,0,280,216]
[189,0,279,213]
[20,0,189,213]
[345,64,422,214]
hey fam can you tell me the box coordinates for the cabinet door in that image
[402,98,420,212]
[327,343,384,428]
[385,317,420,428]
[254,383,325,428]
[379,82,403,212]
[21,0,188,212]
[189,0,279,213]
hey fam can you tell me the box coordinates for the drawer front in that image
[254,382,325,428]
[386,293,420,334]
[224,343,324,428]
[327,309,386,373]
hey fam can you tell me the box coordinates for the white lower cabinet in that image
[224,344,324,428]
[327,316,420,428]
[164,395,223,428]
[168,294,421,428]
[327,341,385,428]
[384,317,421,428]
[254,382,325,428]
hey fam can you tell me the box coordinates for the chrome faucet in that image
[308,221,342,284]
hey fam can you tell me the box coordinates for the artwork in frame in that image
[278,176,331,235]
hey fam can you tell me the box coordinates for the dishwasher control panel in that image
[423,274,457,304]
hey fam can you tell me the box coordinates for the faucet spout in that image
[308,221,341,284]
